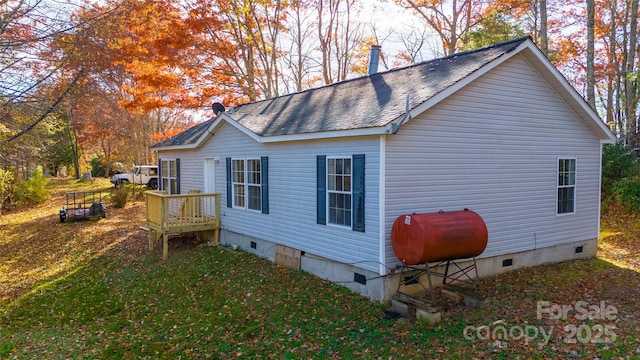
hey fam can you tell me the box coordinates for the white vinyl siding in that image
[384,54,603,267]
[158,123,382,274]
[161,154,192,190]
[157,53,604,276]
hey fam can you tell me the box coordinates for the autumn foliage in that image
[3,0,640,176]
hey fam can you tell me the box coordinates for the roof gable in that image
[228,37,526,137]
[153,37,614,150]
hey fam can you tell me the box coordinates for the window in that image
[246,159,262,210]
[226,157,269,213]
[317,154,365,232]
[137,167,157,176]
[557,158,576,214]
[327,157,352,227]
[159,159,179,194]
[232,159,246,208]
[231,158,261,211]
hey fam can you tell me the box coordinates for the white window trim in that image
[231,157,262,212]
[556,157,577,216]
[326,155,353,229]
[161,159,178,195]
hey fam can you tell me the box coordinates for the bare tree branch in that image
[0,70,82,147]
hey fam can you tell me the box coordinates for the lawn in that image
[1,178,639,359]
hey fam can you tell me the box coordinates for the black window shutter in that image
[352,154,365,232]
[261,156,269,214]
[157,158,163,191]
[316,155,326,225]
[175,158,180,194]
[226,157,232,208]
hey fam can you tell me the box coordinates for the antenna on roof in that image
[212,102,225,116]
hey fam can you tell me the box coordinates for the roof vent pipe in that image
[368,44,382,75]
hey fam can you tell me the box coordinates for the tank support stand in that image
[440,257,479,284]
[396,258,479,304]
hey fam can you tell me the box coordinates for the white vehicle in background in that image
[110,165,158,189]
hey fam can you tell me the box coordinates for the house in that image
[152,37,615,302]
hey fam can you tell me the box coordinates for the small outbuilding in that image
[152,37,615,301]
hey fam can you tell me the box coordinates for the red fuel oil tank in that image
[391,209,488,265]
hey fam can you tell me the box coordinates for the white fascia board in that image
[383,45,519,134]
[153,115,260,151]
[517,43,616,143]
[257,126,387,143]
[152,117,225,152]
[154,114,389,151]
[385,40,616,143]
[152,144,198,151]
[190,115,264,147]
[214,114,264,143]
[212,114,387,143]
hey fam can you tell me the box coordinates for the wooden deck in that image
[146,190,221,259]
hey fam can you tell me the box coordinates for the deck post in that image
[146,191,221,259]
[163,233,169,260]
[149,229,155,250]
[214,228,220,245]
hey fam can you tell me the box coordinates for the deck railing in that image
[146,190,221,259]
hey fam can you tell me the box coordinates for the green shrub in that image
[13,166,49,205]
[0,168,14,215]
[111,186,129,208]
[610,177,640,213]
[89,157,106,177]
[602,142,639,195]
[131,184,148,200]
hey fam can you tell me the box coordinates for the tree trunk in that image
[539,0,548,56]
[586,0,596,108]
[295,4,304,91]
[624,0,638,146]
[318,0,334,84]
[448,0,458,54]
[608,0,622,136]
[65,109,81,179]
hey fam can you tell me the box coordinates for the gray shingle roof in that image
[156,119,213,146]
[154,37,529,147]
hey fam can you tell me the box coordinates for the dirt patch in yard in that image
[146,232,203,253]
